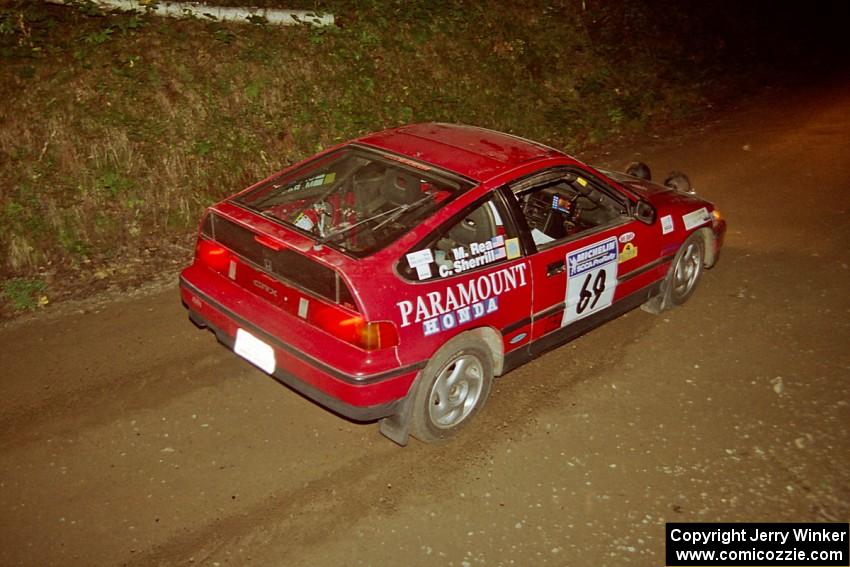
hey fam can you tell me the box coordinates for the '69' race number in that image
[562,237,618,326]
[577,270,607,314]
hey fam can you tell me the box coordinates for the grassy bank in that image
[0,0,816,310]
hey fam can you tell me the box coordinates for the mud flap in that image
[378,373,420,446]
[640,277,669,315]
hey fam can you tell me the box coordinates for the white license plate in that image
[234,328,276,374]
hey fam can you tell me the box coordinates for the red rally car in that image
[180,123,726,445]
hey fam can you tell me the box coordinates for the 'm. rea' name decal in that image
[445,235,507,277]
[396,264,529,334]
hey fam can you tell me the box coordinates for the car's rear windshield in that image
[234,146,473,257]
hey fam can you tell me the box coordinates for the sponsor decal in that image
[406,249,435,281]
[396,264,529,334]
[618,231,635,244]
[423,297,498,336]
[618,242,638,263]
[505,237,521,259]
[297,297,309,319]
[279,172,337,194]
[576,176,588,187]
[406,249,433,267]
[661,214,674,235]
[568,238,617,278]
[304,172,336,188]
[509,332,528,344]
[682,207,711,231]
[294,212,314,231]
[562,237,618,326]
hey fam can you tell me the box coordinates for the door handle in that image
[547,260,565,276]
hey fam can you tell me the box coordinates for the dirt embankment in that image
[5,0,847,315]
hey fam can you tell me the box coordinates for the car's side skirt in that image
[501,280,661,374]
[618,254,674,283]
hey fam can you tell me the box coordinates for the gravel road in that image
[1,78,848,567]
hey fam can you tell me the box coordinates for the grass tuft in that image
[1,277,47,311]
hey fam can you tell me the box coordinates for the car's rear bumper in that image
[179,272,421,422]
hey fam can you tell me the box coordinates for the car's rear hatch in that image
[187,202,401,364]
[200,206,358,312]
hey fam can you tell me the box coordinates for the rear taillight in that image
[197,238,231,272]
[311,305,399,351]
[360,321,398,350]
[357,320,400,351]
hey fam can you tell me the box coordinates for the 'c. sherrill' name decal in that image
[396,264,528,334]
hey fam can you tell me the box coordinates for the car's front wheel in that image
[410,335,494,443]
[642,231,705,313]
[668,233,705,305]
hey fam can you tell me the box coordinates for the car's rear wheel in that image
[642,232,705,313]
[410,335,493,443]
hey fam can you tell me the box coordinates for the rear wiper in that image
[317,195,432,245]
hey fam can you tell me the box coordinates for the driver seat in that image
[381,170,422,207]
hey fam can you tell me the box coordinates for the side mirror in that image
[634,200,656,225]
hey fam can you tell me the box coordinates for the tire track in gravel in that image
[0,348,230,451]
[127,314,656,565]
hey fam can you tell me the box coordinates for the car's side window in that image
[400,195,522,281]
[511,171,627,248]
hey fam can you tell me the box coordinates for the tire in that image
[642,232,705,313]
[410,335,494,443]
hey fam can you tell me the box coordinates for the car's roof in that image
[355,123,564,182]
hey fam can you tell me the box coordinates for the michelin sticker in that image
[396,264,528,335]
[682,207,711,231]
[562,237,618,326]
[661,214,674,235]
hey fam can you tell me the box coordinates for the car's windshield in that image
[234,147,472,257]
